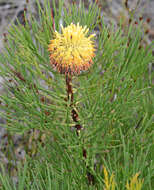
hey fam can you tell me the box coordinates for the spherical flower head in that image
[48,23,95,75]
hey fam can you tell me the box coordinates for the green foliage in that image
[0,0,153,189]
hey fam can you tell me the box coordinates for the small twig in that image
[12,70,39,93]
[135,117,143,129]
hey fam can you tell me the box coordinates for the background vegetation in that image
[0,0,153,189]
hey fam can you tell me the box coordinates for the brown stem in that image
[66,74,73,104]
[65,74,95,185]
[65,74,82,136]
[12,70,39,94]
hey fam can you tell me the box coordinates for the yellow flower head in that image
[48,23,95,75]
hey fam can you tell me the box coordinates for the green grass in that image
[0,0,153,189]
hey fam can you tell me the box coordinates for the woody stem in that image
[65,74,81,135]
[66,74,73,104]
[65,74,95,185]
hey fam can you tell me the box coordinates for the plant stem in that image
[65,74,95,185]
[66,74,73,104]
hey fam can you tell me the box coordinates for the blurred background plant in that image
[0,0,153,189]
